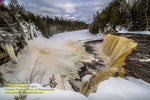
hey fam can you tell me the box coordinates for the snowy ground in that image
[117,28,150,35]
[89,77,150,100]
[0,29,150,100]
[0,77,150,100]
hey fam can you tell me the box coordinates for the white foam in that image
[0,29,101,84]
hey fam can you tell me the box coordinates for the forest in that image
[90,0,150,34]
[0,0,88,38]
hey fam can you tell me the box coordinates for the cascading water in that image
[81,34,137,96]
[0,30,98,89]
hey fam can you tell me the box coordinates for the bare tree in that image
[28,59,44,84]
[8,0,19,9]
[29,60,38,83]
[49,75,57,88]
[14,94,27,100]
[8,0,26,15]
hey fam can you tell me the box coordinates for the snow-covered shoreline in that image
[1,77,150,100]
[118,29,150,35]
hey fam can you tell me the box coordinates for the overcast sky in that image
[17,0,113,23]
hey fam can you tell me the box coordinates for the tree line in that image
[0,0,88,38]
[90,0,150,34]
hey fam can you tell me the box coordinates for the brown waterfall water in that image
[81,34,137,96]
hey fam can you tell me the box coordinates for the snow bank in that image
[1,77,150,100]
[0,83,87,100]
[27,83,87,100]
[88,77,150,100]
[118,29,150,35]
[126,31,150,35]
[116,26,150,35]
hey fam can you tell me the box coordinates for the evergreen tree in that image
[90,0,150,34]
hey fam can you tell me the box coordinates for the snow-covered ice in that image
[50,29,102,41]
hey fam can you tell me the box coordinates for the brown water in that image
[81,34,137,96]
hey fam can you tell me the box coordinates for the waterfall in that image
[103,34,137,76]
[81,34,137,96]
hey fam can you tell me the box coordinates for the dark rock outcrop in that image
[113,33,150,83]
[69,39,106,93]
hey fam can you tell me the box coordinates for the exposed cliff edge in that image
[80,34,137,96]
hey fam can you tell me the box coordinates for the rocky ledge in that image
[113,33,150,83]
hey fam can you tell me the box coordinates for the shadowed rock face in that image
[113,33,150,83]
